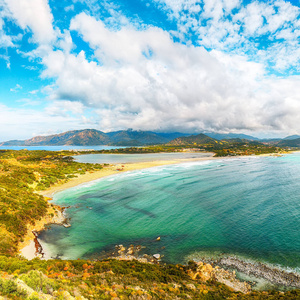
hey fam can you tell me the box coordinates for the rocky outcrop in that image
[187,261,251,294]
[19,205,71,259]
[217,257,300,288]
[109,245,163,264]
[50,206,71,228]
[104,245,251,294]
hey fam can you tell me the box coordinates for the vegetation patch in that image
[0,150,103,256]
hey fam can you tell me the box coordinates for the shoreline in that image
[37,154,217,197]
[37,151,286,198]
[19,153,215,259]
[18,204,67,259]
[19,151,286,259]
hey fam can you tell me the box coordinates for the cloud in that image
[45,100,85,117]
[64,4,74,12]
[1,0,300,139]
[35,12,300,136]
[0,4,15,49]
[0,102,95,141]
[10,84,22,92]
[4,0,56,44]
[0,54,10,68]
[151,0,300,72]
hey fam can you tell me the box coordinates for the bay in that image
[39,153,300,278]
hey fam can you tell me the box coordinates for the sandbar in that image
[38,154,216,197]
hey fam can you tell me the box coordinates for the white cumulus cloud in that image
[36,13,300,136]
[4,0,56,44]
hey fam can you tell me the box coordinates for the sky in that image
[1,0,300,140]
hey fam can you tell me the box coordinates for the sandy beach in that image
[38,154,216,197]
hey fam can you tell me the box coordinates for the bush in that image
[20,270,57,294]
[0,278,28,298]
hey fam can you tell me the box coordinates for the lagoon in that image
[74,152,212,164]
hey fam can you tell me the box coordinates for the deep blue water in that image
[39,153,300,276]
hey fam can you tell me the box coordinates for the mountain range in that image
[0,129,191,147]
[0,129,299,147]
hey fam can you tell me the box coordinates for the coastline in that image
[19,151,284,260]
[19,153,215,259]
[18,204,67,259]
[37,154,216,197]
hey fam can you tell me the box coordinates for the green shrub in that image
[20,270,57,294]
[0,278,28,298]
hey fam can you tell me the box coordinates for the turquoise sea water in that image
[39,153,300,276]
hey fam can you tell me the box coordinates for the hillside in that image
[0,150,103,255]
[166,134,281,156]
[1,256,299,299]
[107,130,171,145]
[277,138,300,147]
[205,132,259,141]
[168,133,218,146]
[283,135,300,140]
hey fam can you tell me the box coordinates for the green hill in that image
[277,138,300,147]
[107,130,171,145]
[168,133,219,146]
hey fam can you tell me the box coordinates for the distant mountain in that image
[259,138,281,144]
[277,138,300,147]
[0,129,188,147]
[283,135,300,140]
[1,129,110,146]
[107,130,171,145]
[168,133,218,146]
[259,135,300,145]
[0,129,279,147]
[0,140,25,146]
[204,132,259,141]
[154,132,192,140]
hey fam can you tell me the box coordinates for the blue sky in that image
[1,0,300,140]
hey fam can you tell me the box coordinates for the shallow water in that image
[74,152,212,164]
[39,153,300,277]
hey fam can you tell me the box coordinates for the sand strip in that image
[38,154,216,197]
